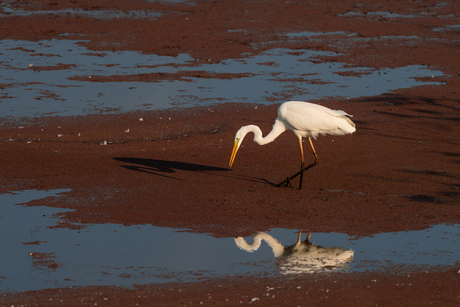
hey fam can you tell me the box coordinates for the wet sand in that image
[1,0,459,305]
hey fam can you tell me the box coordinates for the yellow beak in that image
[229,139,239,167]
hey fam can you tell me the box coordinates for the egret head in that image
[229,126,252,167]
[229,136,242,168]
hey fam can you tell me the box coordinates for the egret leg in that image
[298,137,305,190]
[308,137,319,164]
[297,230,312,244]
[296,229,302,244]
[278,137,319,189]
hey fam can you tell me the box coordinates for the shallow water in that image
[0,0,187,19]
[1,190,459,294]
[432,24,460,32]
[0,7,162,19]
[339,11,434,18]
[0,39,444,118]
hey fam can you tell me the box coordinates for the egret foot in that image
[278,160,318,189]
[277,171,302,188]
[278,177,293,188]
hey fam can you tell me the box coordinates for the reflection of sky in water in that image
[0,8,162,19]
[432,24,460,32]
[1,190,459,293]
[0,0,165,19]
[339,11,434,18]
[0,39,443,118]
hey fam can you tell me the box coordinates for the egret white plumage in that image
[234,231,354,274]
[229,101,356,189]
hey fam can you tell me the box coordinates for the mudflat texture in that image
[1,0,459,305]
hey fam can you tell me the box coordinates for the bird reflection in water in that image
[234,230,353,274]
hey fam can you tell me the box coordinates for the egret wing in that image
[279,101,355,138]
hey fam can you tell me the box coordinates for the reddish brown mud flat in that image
[1,0,459,305]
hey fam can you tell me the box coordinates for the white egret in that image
[229,101,356,189]
[235,231,354,274]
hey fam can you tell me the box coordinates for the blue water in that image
[0,39,444,118]
[0,190,458,293]
[0,0,179,19]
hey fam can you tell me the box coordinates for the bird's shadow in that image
[113,157,275,185]
[113,157,232,180]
